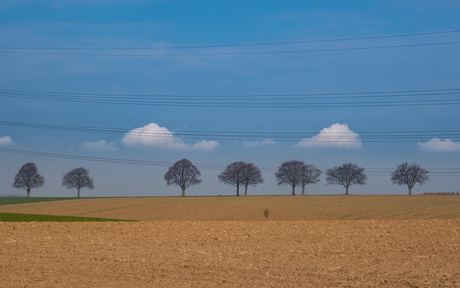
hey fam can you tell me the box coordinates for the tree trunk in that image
[301,185,305,195]
[77,187,81,198]
[236,185,240,196]
[181,187,186,197]
[345,186,349,195]
[27,189,31,198]
[408,187,412,195]
[291,185,296,196]
[244,185,248,196]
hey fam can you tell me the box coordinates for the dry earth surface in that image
[1,221,459,287]
[0,195,459,221]
[1,196,460,287]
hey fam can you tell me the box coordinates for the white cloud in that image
[243,138,276,147]
[122,123,219,151]
[192,140,220,151]
[419,138,460,152]
[80,140,117,151]
[122,123,187,149]
[0,136,13,145]
[296,123,362,149]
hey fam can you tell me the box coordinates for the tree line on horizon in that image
[11,160,430,198]
[12,163,94,198]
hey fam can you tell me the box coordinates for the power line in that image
[0,148,172,167]
[2,87,460,98]
[1,41,459,57]
[2,30,459,51]
[1,29,459,57]
[1,147,459,176]
[1,120,459,143]
[1,88,459,108]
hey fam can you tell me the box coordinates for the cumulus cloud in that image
[418,138,460,152]
[192,140,220,151]
[122,123,187,149]
[0,136,13,145]
[122,123,219,151]
[296,123,362,149]
[243,138,276,147]
[80,140,117,151]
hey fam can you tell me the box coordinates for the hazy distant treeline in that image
[423,192,460,195]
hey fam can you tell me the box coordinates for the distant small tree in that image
[164,158,202,197]
[218,161,264,196]
[12,162,45,198]
[299,164,322,195]
[62,167,94,198]
[391,162,429,195]
[326,163,367,195]
[275,160,305,195]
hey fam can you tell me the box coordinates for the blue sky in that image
[1,0,459,197]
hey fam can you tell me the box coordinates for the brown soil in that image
[1,220,459,287]
[1,195,459,221]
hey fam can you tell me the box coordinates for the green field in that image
[0,197,130,221]
[0,212,132,222]
[0,197,80,206]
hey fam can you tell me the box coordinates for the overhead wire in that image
[0,30,459,56]
[1,41,459,57]
[0,120,459,143]
[1,148,459,176]
[1,30,459,176]
[1,88,460,108]
[2,30,459,50]
[2,87,460,99]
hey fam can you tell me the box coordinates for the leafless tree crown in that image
[164,158,202,196]
[299,164,322,195]
[299,164,322,186]
[275,160,320,195]
[62,167,94,198]
[326,163,367,195]
[391,162,429,195]
[275,160,304,187]
[12,162,45,197]
[218,161,264,196]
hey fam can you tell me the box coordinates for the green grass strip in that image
[0,197,81,206]
[0,212,133,222]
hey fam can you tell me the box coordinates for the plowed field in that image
[1,196,459,287]
[1,195,459,221]
[1,221,459,287]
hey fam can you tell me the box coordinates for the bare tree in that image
[164,158,202,197]
[241,162,264,196]
[218,161,264,196]
[391,162,429,195]
[299,164,322,195]
[12,162,45,198]
[326,163,367,195]
[275,160,305,195]
[62,167,95,198]
[218,161,245,196]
